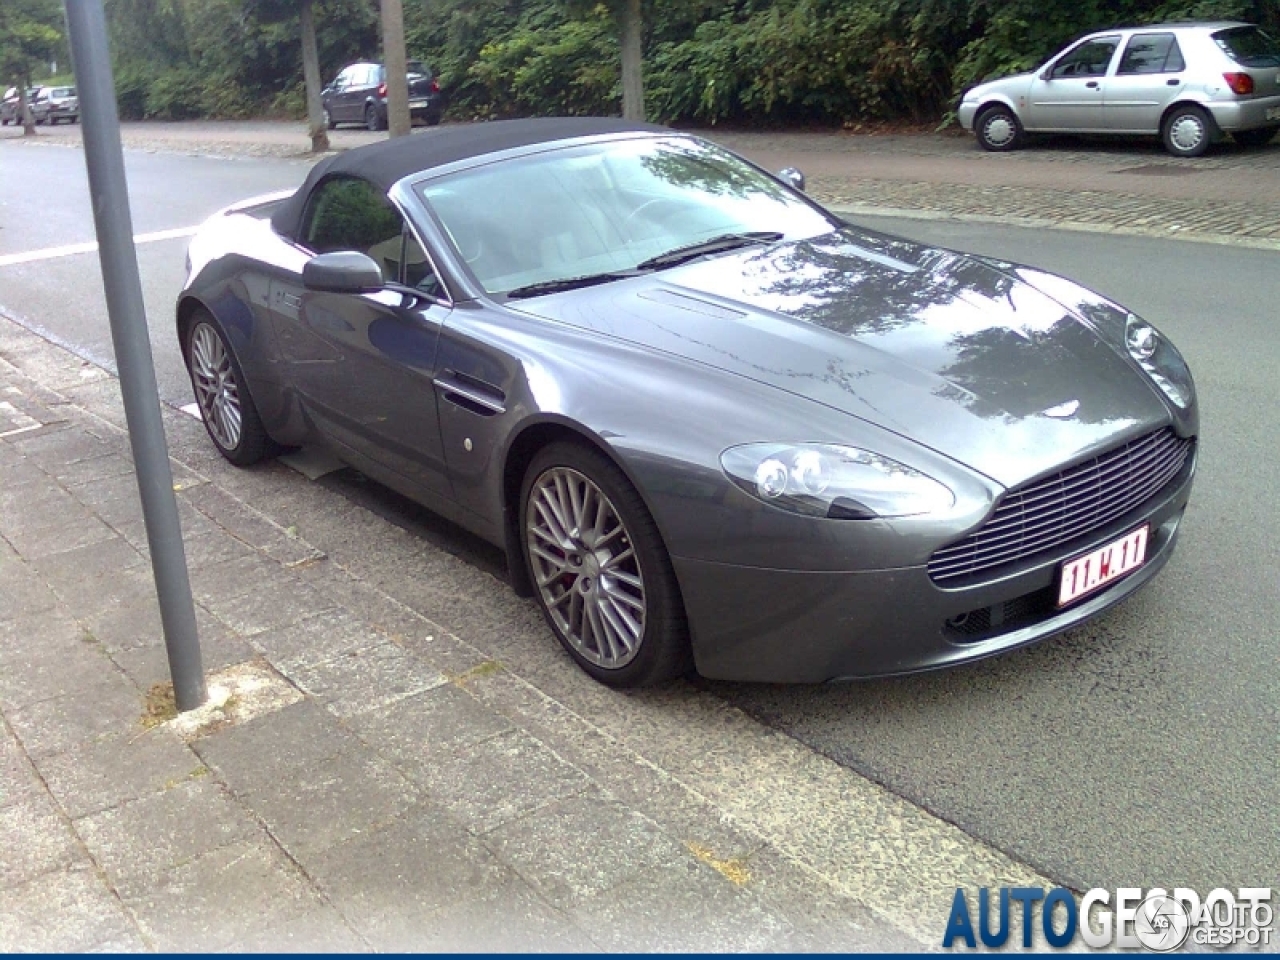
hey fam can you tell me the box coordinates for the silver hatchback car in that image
[958,22,1280,157]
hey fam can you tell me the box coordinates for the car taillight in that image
[1223,72,1254,95]
[430,78,440,93]
[377,82,387,97]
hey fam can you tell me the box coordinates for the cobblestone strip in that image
[812,175,1280,249]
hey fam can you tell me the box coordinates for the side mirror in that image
[778,167,806,192]
[302,251,384,294]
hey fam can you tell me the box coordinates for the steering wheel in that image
[623,198,685,235]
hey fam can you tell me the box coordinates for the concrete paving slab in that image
[409,728,591,835]
[304,809,518,946]
[0,791,80,888]
[0,866,136,952]
[483,789,686,910]
[76,777,262,896]
[284,640,448,719]
[121,837,324,952]
[5,670,145,760]
[36,727,202,820]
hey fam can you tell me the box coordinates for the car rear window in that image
[1214,26,1280,68]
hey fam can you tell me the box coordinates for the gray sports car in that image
[176,118,1198,687]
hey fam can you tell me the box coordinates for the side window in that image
[302,177,404,283]
[1051,38,1120,78]
[332,67,352,90]
[1118,33,1183,75]
[402,228,446,300]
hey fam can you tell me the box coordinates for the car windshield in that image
[416,136,835,297]
[1213,26,1280,68]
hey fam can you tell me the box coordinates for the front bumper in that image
[1205,94,1280,131]
[957,101,978,131]
[675,456,1194,683]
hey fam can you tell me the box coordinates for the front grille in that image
[929,428,1193,585]
[945,586,1058,642]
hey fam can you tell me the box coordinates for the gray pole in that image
[62,0,207,711]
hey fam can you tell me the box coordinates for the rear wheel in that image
[184,313,275,466]
[975,105,1023,152]
[365,104,385,132]
[1232,126,1277,148]
[520,442,692,687]
[1162,105,1212,157]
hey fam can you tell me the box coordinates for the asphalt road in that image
[2,139,1276,895]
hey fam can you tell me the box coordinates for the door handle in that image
[1085,81,1099,89]
[433,370,506,415]
[1167,78,1180,86]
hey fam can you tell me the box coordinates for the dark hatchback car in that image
[321,60,443,131]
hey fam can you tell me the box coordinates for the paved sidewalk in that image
[0,313,1062,951]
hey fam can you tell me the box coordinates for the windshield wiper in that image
[635,231,784,271]
[504,270,644,300]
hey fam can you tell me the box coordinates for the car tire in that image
[426,112,442,127]
[1231,126,1277,148]
[975,105,1024,152]
[1162,105,1212,157]
[365,104,385,132]
[184,312,276,467]
[520,441,693,688]
[323,107,335,130]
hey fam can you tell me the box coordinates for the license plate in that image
[410,99,427,109]
[1267,106,1280,121]
[1057,525,1148,607]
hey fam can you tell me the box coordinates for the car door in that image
[270,175,453,499]
[1025,35,1121,131]
[1105,32,1187,132]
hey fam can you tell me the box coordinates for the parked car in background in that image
[1,87,41,126]
[959,22,1280,156]
[321,60,443,131]
[32,86,78,125]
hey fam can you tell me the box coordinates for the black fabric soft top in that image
[270,116,668,240]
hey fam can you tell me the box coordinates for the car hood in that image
[509,228,1171,489]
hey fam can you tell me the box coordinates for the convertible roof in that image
[270,116,667,240]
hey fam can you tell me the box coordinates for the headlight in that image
[721,443,955,520]
[1124,314,1193,408]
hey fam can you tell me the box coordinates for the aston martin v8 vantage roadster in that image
[176,117,1198,686]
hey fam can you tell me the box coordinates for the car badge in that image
[1043,399,1080,419]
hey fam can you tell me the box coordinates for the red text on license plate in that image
[1057,526,1148,607]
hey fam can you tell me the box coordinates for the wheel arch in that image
[1160,99,1221,137]
[499,415,681,602]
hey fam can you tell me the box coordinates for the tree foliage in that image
[89,0,1280,124]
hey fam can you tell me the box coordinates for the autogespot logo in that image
[942,886,1274,950]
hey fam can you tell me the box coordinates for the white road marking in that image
[179,402,202,420]
[0,226,198,267]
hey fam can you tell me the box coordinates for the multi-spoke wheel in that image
[521,442,691,687]
[184,312,274,466]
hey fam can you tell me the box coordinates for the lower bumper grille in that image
[930,428,1193,585]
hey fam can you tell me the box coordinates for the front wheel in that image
[184,313,275,466]
[1162,105,1212,157]
[1232,126,1277,148]
[975,105,1024,152]
[521,442,692,687]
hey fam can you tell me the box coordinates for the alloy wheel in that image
[188,322,243,452]
[526,466,646,669]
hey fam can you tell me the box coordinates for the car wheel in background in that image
[975,105,1023,152]
[1162,105,1212,157]
[1231,126,1277,148]
[184,313,275,467]
[365,104,385,132]
[520,442,692,688]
